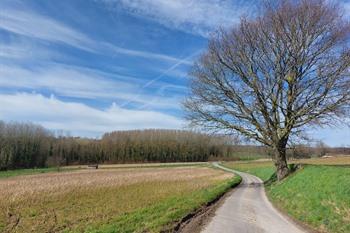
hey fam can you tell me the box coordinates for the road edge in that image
[218,162,313,233]
[175,165,242,233]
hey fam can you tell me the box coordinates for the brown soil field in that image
[0,166,233,233]
[232,156,350,166]
[296,156,350,165]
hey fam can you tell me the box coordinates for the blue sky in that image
[0,0,349,146]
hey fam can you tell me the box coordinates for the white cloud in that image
[0,8,95,52]
[108,0,256,37]
[0,7,191,64]
[163,68,189,79]
[0,64,134,98]
[102,42,193,65]
[0,43,36,59]
[0,64,182,109]
[119,50,198,107]
[0,93,184,137]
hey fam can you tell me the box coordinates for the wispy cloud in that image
[0,39,66,61]
[106,0,256,37]
[0,2,194,116]
[0,42,35,59]
[0,7,192,64]
[102,42,193,65]
[0,8,95,52]
[0,64,131,98]
[0,93,184,137]
[120,50,199,107]
[0,64,182,109]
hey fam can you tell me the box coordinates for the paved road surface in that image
[202,163,306,233]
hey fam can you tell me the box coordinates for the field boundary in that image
[173,176,242,233]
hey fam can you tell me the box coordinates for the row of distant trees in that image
[0,121,51,170]
[0,121,239,170]
[0,121,348,170]
[51,129,237,166]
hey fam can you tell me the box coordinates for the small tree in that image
[315,140,328,157]
[184,0,350,180]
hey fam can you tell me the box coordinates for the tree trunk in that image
[273,143,289,181]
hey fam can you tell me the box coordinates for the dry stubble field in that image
[0,165,236,233]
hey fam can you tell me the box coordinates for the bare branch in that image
[184,0,350,179]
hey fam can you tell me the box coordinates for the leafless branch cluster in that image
[185,0,349,147]
[184,0,350,179]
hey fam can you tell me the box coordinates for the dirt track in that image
[201,163,307,233]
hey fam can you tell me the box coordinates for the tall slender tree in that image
[184,0,350,180]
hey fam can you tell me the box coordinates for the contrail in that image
[120,49,202,108]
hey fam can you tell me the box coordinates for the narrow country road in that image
[202,163,306,233]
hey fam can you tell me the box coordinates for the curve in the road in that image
[202,163,307,233]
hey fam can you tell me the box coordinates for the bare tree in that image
[184,0,350,180]
[314,140,328,157]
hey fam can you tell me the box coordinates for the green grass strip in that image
[0,167,78,179]
[85,175,242,233]
[267,165,350,233]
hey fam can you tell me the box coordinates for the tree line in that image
[1,121,348,170]
[0,121,52,170]
[0,121,237,170]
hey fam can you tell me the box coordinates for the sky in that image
[0,0,349,146]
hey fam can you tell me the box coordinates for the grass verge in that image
[223,158,350,233]
[267,165,350,233]
[223,161,274,182]
[0,167,78,179]
[87,175,241,233]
